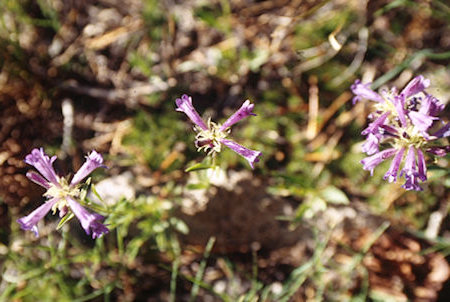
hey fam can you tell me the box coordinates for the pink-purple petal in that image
[401,174,423,191]
[361,133,380,155]
[400,75,430,98]
[17,198,59,237]
[361,148,397,176]
[175,94,208,130]
[24,148,59,185]
[400,146,416,177]
[66,197,109,239]
[219,100,256,131]
[351,80,384,104]
[26,171,51,189]
[419,95,444,117]
[361,112,389,136]
[383,147,405,183]
[426,146,450,157]
[416,149,427,181]
[220,138,262,169]
[70,150,105,185]
[408,111,437,131]
[399,147,423,191]
[392,95,407,127]
[433,122,450,138]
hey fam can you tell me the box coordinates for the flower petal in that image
[361,133,380,155]
[17,198,58,237]
[71,150,105,185]
[426,146,450,157]
[24,148,59,185]
[408,111,437,131]
[26,171,51,189]
[433,122,450,138]
[400,75,430,98]
[66,197,109,239]
[383,147,405,183]
[351,80,384,104]
[398,147,423,191]
[392,95,407,128]
[219,100,256,131]
[416,149,427,181]
[361,112,389,136]
[175,94,208,130]
[220,138,262,169]
[361,148,397,176]
[400,146,416,177]
[401,174,423,191]
[419,94,444,117]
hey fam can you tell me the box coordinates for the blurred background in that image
[0,0,449,301]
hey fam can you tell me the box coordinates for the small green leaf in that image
[320,186,349,204]
[79,188,87,201]
[170,217,189,234]
[84,177,92,186]
[186,183,210,190]
[90,183,104,204]
[249,49,269,71]
[185,162,212,172]
[56,213,75,230]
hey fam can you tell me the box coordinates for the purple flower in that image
[402,173,422,191]
[352,75,448,191]
[220,139,261,169]
[362,133,381,155]
[175,94,208,130]
[361,148,397,176]
[416,148,427,182]
[405,94,443,132]
[400,75,430,98]
[67,197,109,239]
[26,171,51,189]
[383,147,405,183]
[176,95,261,169]
[24,148,59,185]
[71,151,106,185]
[392,95,407,127]
[433,122,450,138]
[219,100,256,131]
[419,95,444,117]
[351,80,385,104]
[361,112,389,136]
[400,147,423,191]
[408,111,438,132]
[17,198,58,237]
[426,146,450,157]
[17,148,109,238]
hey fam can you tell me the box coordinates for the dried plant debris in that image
[0,79,61,207]
[177,170,308,252]
[176,170,449,301]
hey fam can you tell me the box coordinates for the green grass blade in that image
[189,237,216,302]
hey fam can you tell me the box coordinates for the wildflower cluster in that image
[351,76,449,191]
[16,79,447,238]
[175,94,262,169]
[17,148,109,238]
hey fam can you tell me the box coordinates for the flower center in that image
[375,92,428,150]
[376,90,405,125]
[395,126,427,149]
[195,118,230,154]
[44,177,80,214]
[376,99,397,118]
